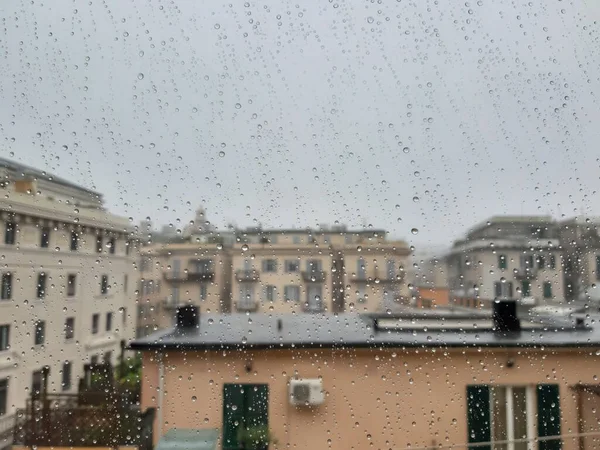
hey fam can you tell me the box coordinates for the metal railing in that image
[392,430,600,450]
[0,413,15,449]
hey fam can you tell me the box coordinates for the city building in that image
[446,216,564,308]
[0,158,138,439]
[132,303,600,450]
[137,224,410,332]
[558,217,600,302]
[136,243,231,337]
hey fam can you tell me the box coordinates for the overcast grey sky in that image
[1,0,600,247]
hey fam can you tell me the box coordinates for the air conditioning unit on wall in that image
[289,379,324,406]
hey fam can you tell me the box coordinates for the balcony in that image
[236,300,260,312]
[302,301,325,313]
[514,266,538,280]
[236,270,260,282]
[188,267,215,281]
[302,270,327,283]
[163,270,187,281]
[373,269,406,284]
[161,298,182,310]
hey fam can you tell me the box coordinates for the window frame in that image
[91,314,100,335]
[34,320,45,346]
[1,273,12,300]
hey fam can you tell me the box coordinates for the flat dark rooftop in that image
[130,311,600,351]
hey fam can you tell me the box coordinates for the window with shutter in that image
[223,384,269,450]
[466,385,491,450]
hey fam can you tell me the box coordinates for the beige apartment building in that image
[132,303,600,450]
[137,243,231,336]
[137,225,410,332]
[0,158,138,438]
[447,216,564,308]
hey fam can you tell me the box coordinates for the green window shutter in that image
[245,384,269,429]
[537,384,562,450]
[466,385,491,450]
[596,256,600,280]
[223,384,245,450]
[498,255,507,270]
[543,282,553,299]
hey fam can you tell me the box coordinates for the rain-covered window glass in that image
[284,260,299,273]
[262,259,277,273]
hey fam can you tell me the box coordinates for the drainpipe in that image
[157,352,165,440]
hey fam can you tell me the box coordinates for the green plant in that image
[236,425,277,450]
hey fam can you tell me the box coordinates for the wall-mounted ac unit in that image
[289,379,324,406]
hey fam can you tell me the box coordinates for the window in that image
[223,384,269,450]
[596,255,600,280]
[357,285,366,303]
[37,273,47,299]
[65,317,75,340]
[4,222,15,245]
[90,355,99,365]
[386,259,396,279]
[521,280,531,297]
[307,259,322,272]
[292,236,301,245]
[498,254,507,270]
[61,362,72,391]
[100,275,109,295]
[122,307,127,326]
[0,379,7,416]
[550,254,556,269]
[104,351,112,364]
[67,274,76,297]
[125,240,131,255]
[106,312,113,331]
[543,281,553,299]
[344,235,352,244]
[0,325,9,351]
[262,259,277,272]
[91,314,99,334]
[284,285,300,302]
[34,320,45,346]
[96,235,103,253]
[200,283,208,300]
[171,287,180,304]
[195,259,212,273]
[467,384,560,450]
[124,275,128,292]
[1,273,12,300]
[40,226,50,248]
[70,231,78,251]
[265,285,276,302]
[357,257,366,278]
[494,281,513,298]
[31,370,43,398]
[537,255,545,269]
[108,237,116,254]
[284,260,299,272]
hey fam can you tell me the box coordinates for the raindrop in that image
[137,73,144,80]
[411,228,419,235]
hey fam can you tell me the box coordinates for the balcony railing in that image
[236,299,259,312]
[302,270,326,282]
[302,301,325,313]
[188,267,215,281]
[161,298,182,310]
[353,271,405,283]
[236,270,260,282]
[163,270,187,281]
[0,413,15,448]
[514,266,538,280]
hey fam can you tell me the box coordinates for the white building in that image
[0,158,138,436]
[446,216,564,308]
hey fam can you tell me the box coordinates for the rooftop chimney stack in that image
[492,299,521,333]
[176,305,199,329]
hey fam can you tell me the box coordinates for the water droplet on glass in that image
[137,73,144,80]
[411,228,419,235]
